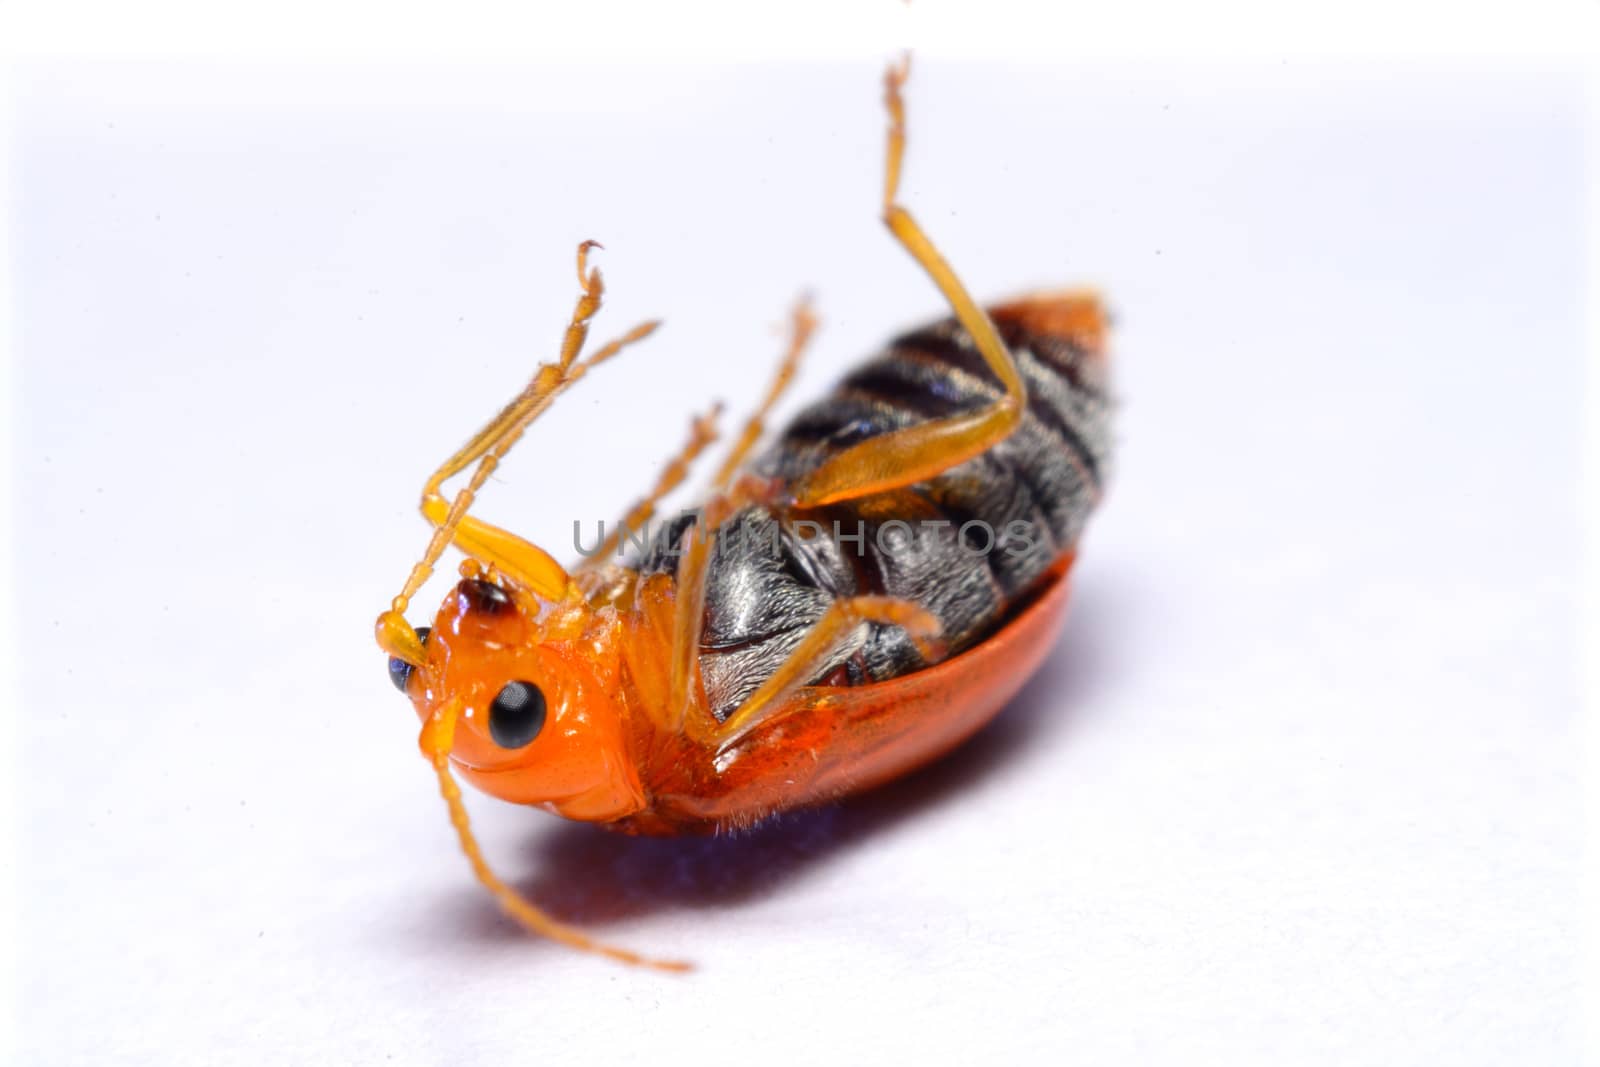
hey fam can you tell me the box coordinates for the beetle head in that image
[387,573,645,824]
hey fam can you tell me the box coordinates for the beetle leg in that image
[385,242,659,631]
[664,474,784,733]
[709,293,819,489]
[788,56,1027,508]
[714,595,947,748]
[573,402,724,580]
[578,292,814,595]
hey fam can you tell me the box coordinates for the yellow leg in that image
[659,58,1007,733]
[574,402,724,578]
[710,294,819,489]
[376,242,658,665]
[789,56,1026,508]
[716,596,945,747]
[657,299,817,725]
[665,474,782,733]
[579,291,813,596]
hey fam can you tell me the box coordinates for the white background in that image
[5,4,1589,1064]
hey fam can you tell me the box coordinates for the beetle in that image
[374,57,1111,970]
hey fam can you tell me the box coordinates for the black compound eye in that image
[488,680,547,749]
[458,578,512,615]
[386,626,431,693]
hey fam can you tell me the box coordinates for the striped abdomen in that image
[636,297,1113,719]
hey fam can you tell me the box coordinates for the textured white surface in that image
[12,57,1583,1064]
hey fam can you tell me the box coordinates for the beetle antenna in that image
[419,700,691,972]
[376,242,661,664]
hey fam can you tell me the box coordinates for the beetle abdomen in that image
[636,307,1112,718]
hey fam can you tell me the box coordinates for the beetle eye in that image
[387,626,431,692]
[488,680,547,749]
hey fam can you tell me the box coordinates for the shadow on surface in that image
[437,571,1128,939]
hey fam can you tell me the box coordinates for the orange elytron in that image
[374,57,1112,970]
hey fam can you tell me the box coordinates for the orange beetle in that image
[375,57,1111,970]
